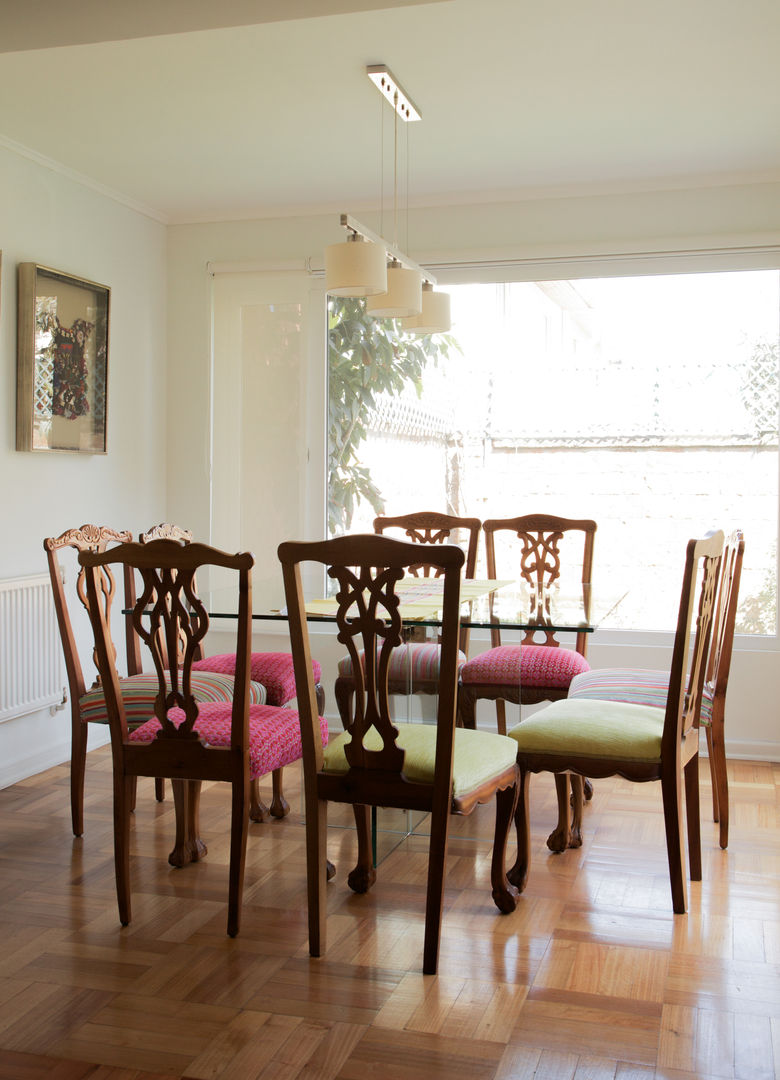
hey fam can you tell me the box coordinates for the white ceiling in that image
[0,0,778,224]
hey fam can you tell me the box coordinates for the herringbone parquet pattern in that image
[0,747,778,1079]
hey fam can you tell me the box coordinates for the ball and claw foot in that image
[249,798,270,824]
[492,881,519,913]
[270,794,290,819]
[347,864,377,893]
[168,835,207,868]
[546,822,582,852]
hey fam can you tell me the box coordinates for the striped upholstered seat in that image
[337,642,467,687]
[80,670,266,729]
[568,668,714,726]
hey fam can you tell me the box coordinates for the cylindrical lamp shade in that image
[325,238,387,297]
[402,287,451,335]
[366,265,423,318]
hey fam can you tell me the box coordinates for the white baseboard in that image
[718,739,780,762]
[0,726,110,791]
[0,738,70,789]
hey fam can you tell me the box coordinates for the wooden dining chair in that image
[136,523,325,822]
[79,537,328,935]
[333,511,481,729]
[458,514,597,734]
[567,529,744,849]
[44,523,266,837]
[278,532,519,975]
[507,530,724,914]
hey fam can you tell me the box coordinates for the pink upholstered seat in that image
[461,644,590,690]
[130,702,329,779]
[458,515,597,735]
[193,651,321,707]
[138,527,323,711]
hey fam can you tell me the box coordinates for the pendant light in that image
[401,281,452,335]
[324,233,387,297]
[325,66,449,323]
[366,261,423,318]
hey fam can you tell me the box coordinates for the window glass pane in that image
[327,270,779,634]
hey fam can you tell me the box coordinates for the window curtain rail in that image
[208,245,780,281]
[305,242,780,283]
[207,259,310,275]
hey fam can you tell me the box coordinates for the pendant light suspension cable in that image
[393,88,399,249]
[324,64,451,331]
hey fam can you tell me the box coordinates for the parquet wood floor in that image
[0,748,778,1079]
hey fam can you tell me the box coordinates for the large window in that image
[328,268,780,634]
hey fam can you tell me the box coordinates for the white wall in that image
[3,159,775,791]
[0,144,168,785]
[167,181,780,762]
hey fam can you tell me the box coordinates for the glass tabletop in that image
[201,577,625,633]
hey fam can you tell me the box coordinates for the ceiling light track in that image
[366,65,421,123]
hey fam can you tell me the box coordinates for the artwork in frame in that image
[16,262,110,453]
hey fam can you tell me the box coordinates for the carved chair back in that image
[280,533,464,795]
[373,511,480,653]
[79,539,253,759]
[125,523,201,672]
[44,524,135,700]
[706,530,745,702]
[662,531,723,758]
[483,513,597,656]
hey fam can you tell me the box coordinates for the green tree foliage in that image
[327,296,456,535]
[736,547,776,636]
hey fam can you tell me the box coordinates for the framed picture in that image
[16,262,110,453]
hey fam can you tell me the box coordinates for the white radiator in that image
[0,574,65,723]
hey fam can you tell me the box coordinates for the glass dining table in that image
[127,574,625,868]
[198,575,623,865]
[126,571,622,871]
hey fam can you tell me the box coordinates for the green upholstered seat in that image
[323,724,519,798]
[508,698,666,764]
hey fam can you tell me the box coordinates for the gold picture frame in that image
[16,262,110,453]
